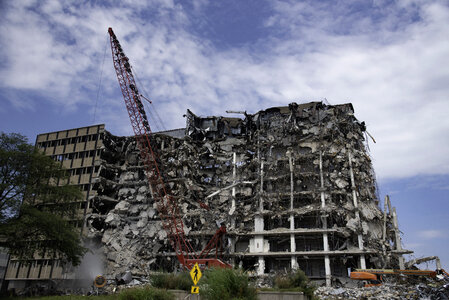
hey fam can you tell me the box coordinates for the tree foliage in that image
[273,269,316,299]
[0,132,33,221]
[200,268,257,300]
[0,132,86,266]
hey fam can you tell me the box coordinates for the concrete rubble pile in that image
[314,281,449,300]
[85,102,410,284]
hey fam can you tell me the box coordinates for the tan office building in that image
[4,124,105,291]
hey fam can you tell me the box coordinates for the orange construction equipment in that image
[350,268,448,287]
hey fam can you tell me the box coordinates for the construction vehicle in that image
[108,27,230,270]
[351,257,449,287]
[350,269,449,287]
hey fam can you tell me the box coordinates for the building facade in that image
[87,102,409,286]
[4,124,105,291]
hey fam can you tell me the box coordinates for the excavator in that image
[108,28,231,270]
[350,257,449,287]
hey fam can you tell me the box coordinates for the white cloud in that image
[417,230,446,239]
[0,0,448,180]
[404,242,423,249]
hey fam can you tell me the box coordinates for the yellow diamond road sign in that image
[190,263,202,285]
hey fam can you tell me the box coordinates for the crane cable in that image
[93,35,108,124]
[132,66,167,131]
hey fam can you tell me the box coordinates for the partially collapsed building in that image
[87,102,410,286]
[4,102,411,291]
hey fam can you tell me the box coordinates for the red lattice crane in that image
[108,28,230,270]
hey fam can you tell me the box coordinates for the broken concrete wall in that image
[86,102,406,282]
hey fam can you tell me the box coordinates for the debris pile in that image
[314,282,449,300]
[86,102,409,281]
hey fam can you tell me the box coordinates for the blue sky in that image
[0,0,448,269]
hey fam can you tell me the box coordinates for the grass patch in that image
[271,269,317,299]
[150,272,190,291]
[200,268,257,300]
[0,295,117,300]
[0,286,174,300]
[118,286,174,300]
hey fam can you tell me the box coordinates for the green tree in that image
[0,132,86,266]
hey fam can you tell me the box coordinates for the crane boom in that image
[108,28,230,269]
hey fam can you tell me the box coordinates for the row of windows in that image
[70,166,100,176]
[9,259,58,267]
[51,149,102,162]
[8,260,60,279]
[68,219,84,228]
[79,183,91,191]
[38,133,102,148]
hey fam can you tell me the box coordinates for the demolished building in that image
[86,101,411,286]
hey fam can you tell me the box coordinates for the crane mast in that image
[108,28,229,269]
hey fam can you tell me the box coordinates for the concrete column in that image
[257,256,265,275]
[254,216,265,276]
[231,152,237,229]
[256,160,265,275]
[381,195,389,266]
[348,151,366,269]
[260,160,264,211]
[382,196,388,242]
[287,150,298,270]
[228,238,236,266]
[229,153,237,266]
[392,207,405,269]
[319,151,331,286]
